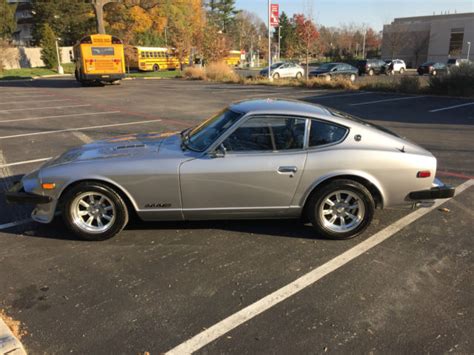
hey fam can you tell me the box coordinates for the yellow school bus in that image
[224,50,242,66]
[73,34,125,85]
[127,46,181,71]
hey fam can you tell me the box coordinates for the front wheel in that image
[349,74,356,82]
[61,182,129,241]
[431,70,437,76]
[307,179,375,240]
[296,72,303,79]
[399,68,405,74]
[153,64,160,72]
[273,72,280,79]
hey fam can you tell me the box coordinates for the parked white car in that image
[259,62,304,79]
[385,59,406,74]
[447,58,470,67]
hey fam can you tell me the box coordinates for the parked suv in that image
[357,59,386,76]
[384,59,406,74]
[447,58,470,67]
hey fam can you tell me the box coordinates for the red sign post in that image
[270,4,279,27]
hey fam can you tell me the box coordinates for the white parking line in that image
[350,96,427,106]
[0,157,52,169]
[0,104,90,113]
[0,111,120,124]
[0,218,33,231]
[0,119,162,140]
[72,131,93,144]
[0,94,53,98]
[165,179,473,355]
[0,99,71,105]
[310,92,373,99]
[429,102,474,113]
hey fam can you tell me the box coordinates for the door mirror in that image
[210,144,226,158]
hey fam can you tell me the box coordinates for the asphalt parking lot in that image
[0,78,473,354]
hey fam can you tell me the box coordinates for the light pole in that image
[467,41,471,60]
[268,0,272,81]
[55,37,64,74]
[362,30,366,59]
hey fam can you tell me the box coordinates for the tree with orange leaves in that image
[293,14,319,79]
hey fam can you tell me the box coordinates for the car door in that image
[179,115,308,219]
[280,63,291,77]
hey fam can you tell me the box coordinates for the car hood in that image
[42,131,181,168]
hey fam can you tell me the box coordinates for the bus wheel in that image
[111,80,121,85]
[153,64,160,72]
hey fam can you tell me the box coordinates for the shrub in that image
[204,62,239,83]
[183,66,206,80]
[398,76,421,94]
[429,63,474,97]
[40,24,58,69]
[305,77,357,90]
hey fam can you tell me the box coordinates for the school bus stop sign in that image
[270,4,279,27]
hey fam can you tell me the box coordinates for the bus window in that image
[92,47,115,56]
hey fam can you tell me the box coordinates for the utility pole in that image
[467,41,471,60]
[362,30,366,59]
[268,0,271,80]
[278,26,281,60]
[91,0,118,34]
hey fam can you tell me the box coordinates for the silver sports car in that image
[7,99,454,241]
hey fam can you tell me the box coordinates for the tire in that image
[324,74,331,82]
[432,70,437,76]
[153,64,160,72]
[296,72,303,79]
[399,68,405,74]
[61,182,129,241]
[368,69,374,76]
[273,72,280,79]
[306,179,375,240]
[349,74,356,82]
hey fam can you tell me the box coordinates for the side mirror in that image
[331,67,337,72]
[210,144,226,158]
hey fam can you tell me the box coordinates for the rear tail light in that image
[417,171,431,178]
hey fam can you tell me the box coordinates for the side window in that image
[224,116,306,152]
[140,52,145,59]
[309,120,347,147]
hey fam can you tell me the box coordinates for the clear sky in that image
[235,0,474,31]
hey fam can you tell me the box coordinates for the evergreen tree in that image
[274,12,296,58]
[0,0,16,40]
[206,0,239,33]
[40,24,58,69]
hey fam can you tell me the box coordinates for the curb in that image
[0,74,72,82]
[0,318,26,355]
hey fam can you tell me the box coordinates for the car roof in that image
[230,99,331,116]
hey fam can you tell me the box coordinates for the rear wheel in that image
[61,182,129,241]
[307,179,374,240]
[368,69,374,76]
[273,72,280,79]
[324,74,331,82]
[349,73,356,82]
[432,70,437,76]
[296,71,303,79]
[399,68,405,74]
[153,64,160,72]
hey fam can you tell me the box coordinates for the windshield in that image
[318,63,336,70]
[183,109,243,152]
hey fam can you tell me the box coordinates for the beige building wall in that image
[3,47,73,70]
[382,13,474,68]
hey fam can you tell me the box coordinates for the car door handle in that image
[278,166,298,174]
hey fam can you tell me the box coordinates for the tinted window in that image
[224,116,306,152]
[309,120,347,147]
[91,47,114,56]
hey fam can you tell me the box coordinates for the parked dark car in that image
[357,59,386,76]
[309,63,358,82]
[417,62,448,76]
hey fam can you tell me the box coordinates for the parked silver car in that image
[7,99,454,241]
[259,62,304,79]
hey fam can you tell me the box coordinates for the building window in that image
[449,28,464,56]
